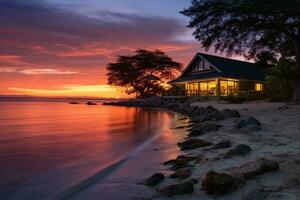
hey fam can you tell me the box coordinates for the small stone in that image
[210,140,231,150]
[236,117,261,129]
[201,171,236,195]
[175,126,185,129]
[178,139,213,150]
[159,181,194,197]
[187,178,199,184]
[188,129,203,137]
[242,188,269,200]
[142,173,165,187]
[221,109,240,119]
[86,101,97,105]
[163,155,197,166]
[169,168,192,179]
[231,159,280,180]
[226,144,251,156]
[188,122,222,136]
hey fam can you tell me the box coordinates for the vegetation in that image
[266,58,297,101]
[181,0,300,102]
[107,49,182,98]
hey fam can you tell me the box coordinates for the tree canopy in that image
[181,0,300,101]
[107,50,182,98]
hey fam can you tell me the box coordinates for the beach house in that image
[167,53,265,99]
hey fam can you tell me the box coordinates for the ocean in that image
[0,100,186,200]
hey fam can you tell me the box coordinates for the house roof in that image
[170,53,265,83]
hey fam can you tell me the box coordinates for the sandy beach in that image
[136,100,300,200]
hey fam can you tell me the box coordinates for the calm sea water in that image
[0,101,185,200]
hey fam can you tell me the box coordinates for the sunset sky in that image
[0,0,242,98]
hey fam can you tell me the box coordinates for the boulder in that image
[201,171,236,195]
[169,168,192,179]
[188,122,222,137]
[234,159,279,179]
[242,188,269,200]
[142,173,165,187]
[188,129,204,137]
[236,116,261,131]
[187,178,199,184]
[170,162,192,170]
[69,101,80,104]
[226,144,252,156]
[178,139,213,150]
[210,140,232,150]
[164,155,197,166]
[159,181,194,197]
[190,107,205,118]
[201,110,222,121]
[188,122,222,135]
[86,101,97,105]
[221,109,240,119]
[191,106,222,122]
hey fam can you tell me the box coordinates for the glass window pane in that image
[255,83,263,91]
[203,60,210,70]
[207,81,216,95]
[220,81,227,95]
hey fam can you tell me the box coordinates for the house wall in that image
[169,78,265,98]
[240,80,254,91]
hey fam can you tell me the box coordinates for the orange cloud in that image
[8,84,130,98]
[19,68,78,75]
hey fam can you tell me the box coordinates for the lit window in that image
[192,60,211,72]
[255,83,263,91]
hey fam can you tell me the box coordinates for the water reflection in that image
[0,101,182,200]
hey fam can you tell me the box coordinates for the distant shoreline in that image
[0,95,129,103]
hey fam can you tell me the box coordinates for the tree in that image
[266,57,297,101]
[181,0,300,102]
[107,49,182,98]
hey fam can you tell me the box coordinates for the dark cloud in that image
[0,0,201,95]
[0,0,196,69]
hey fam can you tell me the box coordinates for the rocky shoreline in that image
[103,99,300,200]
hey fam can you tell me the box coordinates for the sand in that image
[150,101,300,200]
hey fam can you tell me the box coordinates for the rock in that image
[191,106,222,122]
[170,162,192,170]
[226,144,251,156]
[201,110,222,121]
[221,109,240,118]
[169,168,192,179]
[188,122,222,136]
[242,188,269,200]
[202,122,222,132]
[86,101,97,105]
[142,173,165,187]
[188,129,203,137]
[164,155,197,170]
[159,181,194,197]
[178,139,213,150]
[234,159,279,179]
[190,107,205,118]
[178,117,188,120]
[187,178,199,184]
[164,155,197,166]
[236,116,261,130]
[201,171,236,195]
[210,140,231,150]
[69,101,80,104]
[175,126,185,129]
